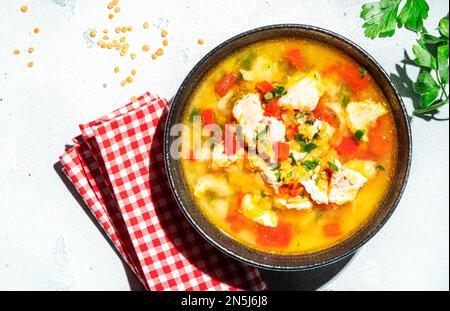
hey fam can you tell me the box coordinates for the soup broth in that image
[180,39,397,255]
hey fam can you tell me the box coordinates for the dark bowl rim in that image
[164,24,412,271]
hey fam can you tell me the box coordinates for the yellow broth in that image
[180,39,397,255]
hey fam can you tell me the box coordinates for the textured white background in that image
[0,0,448,290]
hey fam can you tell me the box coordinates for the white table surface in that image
[0,0,448,291]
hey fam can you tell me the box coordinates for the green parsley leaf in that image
[260,190,268,198]
[420,32,447,44]
[301,159,321,171]
[188,108,200,122]
[413,70,440,107]
[342,95,351,108]
[413,39,437,69]
[437,43,449,85]
[294,133,307,143]
[439,16,449,38]
[327,161,339,173]
[376,165,386,171]
[274,86,287,95]
[302,143,318,153]
[397,0,429,32]
[355,129,366,141]
[359,68,367,77]
[289,152,297,166]
[305,120,314,125]
[360,0,402,39]
[275,171,282,182]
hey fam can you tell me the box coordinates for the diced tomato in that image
[201,109,216,125]
[335,136,359,156]
[285,49,304,71]
[368,115,391,159]
[226,193,252,232]
[285,125,297,141]
[256,222,293,248]
[324,63,370,93]
[325,167,333,181]
[323,223,341,237]
[314,99,340,128]
[287,183,303,197]
[276,142,290,161]
[215,73,238,97]
[256,80,275,94]
[264,99,282,120]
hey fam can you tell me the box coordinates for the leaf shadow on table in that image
[390,50,449,122]
[53,161,146,291]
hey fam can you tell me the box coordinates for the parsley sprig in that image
[361,1,449,116]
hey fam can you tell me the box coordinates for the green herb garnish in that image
[289,152,297,166]
[301,159,321,171]
[275,171,282,182]
[260,190,268,198]
[342,95,351,108]
[359,68,367,77]
[294,133,306,143]
[327,161,339,173]
[188,108,201,122]
[376,165,386,171]
[360,1,448,116]
[274,86,287,95]
[302,143,318,153]
[305,120,314,126]
[355,129,366,141]
[264,92,274,100]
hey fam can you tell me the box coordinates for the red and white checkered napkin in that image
[59,92,267,291]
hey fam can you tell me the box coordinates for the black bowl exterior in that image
[164,24,411,271]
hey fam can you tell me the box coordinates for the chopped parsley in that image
[260,190,268,198]
[359,68,367,77]
[271,163,281,171]
[355,129,366,141]
[274,86,287,95]
[275,171,282,182]
[302,143,318,153]
[188,107,201,122]
[342,95,351,108]
[294,133,307,143]
[327,160,339,172]
[305,120,314,125]
[376,165,386,171]
[301,159,321,171]
[289,152,297,166]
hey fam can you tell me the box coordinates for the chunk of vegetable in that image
[215,73,238,97]
[256,222,293,248]
[285,49,304,71]
[263,99,282,120]
[276,142,290,161]
[323,223,341,237]
[324,63,370,93]
[256,80,275,94]
[201,108,216,125]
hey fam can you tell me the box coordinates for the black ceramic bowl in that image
[164,24,411,271]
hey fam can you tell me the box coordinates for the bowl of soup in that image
[164,24,411,270]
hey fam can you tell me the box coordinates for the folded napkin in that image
[59,92,267,291]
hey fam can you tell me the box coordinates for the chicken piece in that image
[210,142,237,170]
[329,164,368,205]
[279,74,324,111]
[261,166,283,189]
[241,193,278,227]
[290,150,307,162]
[256,116,286,144]
[344,160,377,179]
[297,119,323,141]
[346,100,387,141]
[194,174,234,198]
[232,94,264,147]
[274,195,313,211]
[301,175,329,205]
